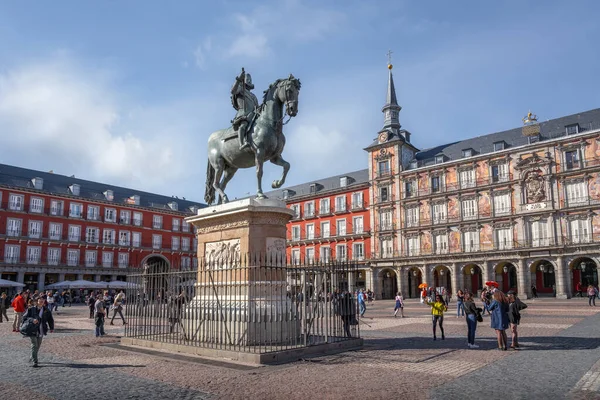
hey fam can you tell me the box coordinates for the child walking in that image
[426,294,448,340]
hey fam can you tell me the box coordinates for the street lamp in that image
[581,262,587,272]
[539,264,545,273]
[503,265,508,273]
[440,269,445,276]
[386,272,391,278]
[413,270,418,277]
[549,266,554,274]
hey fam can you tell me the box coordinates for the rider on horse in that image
[231,69,259,150]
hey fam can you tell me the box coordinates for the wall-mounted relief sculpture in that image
[266,237,286,261]
[524,169,546,203]
[205,238,241,269]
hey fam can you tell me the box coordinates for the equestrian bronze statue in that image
[204,69,301,205]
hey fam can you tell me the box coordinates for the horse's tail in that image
[204,160,215,205]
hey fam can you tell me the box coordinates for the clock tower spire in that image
[382,50,401,135]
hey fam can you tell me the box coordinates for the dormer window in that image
[566,124,579,135]
[189,205,199,214]
[104,190,114,201]
[435,155,444,164]
[309,184,317,194]
[283,190,289,200]
[410,160,418,169]
[127,195,140,205]
[168,201,178,211]
[462,149,473,158]
[32,177,44,190]
[69,184,80,196]
[493,141,505,151]
[340,177,348,187]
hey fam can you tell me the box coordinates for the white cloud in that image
[227,16,269,58]
[0,58,199,193]
[193,36,212,68]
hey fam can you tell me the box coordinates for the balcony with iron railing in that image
[375,169,392,179]
[351,200,365,210]
[375,194,395,205]
[558,156,600,173]
[334,202,348,214]
[376,222,396,232]
[402,174,515,199]
[563,196,600,208]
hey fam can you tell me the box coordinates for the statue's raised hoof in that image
[271,180,281,189]
[256,193,267,200]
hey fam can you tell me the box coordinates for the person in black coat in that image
[507,291,527,349]
[22,297,54,367]
[338,291,357,338]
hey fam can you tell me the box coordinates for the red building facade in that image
[0,164,202,291]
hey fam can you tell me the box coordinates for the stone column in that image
[364,269,374,295]
[17,271,25,285]
[348,271,356,293]
[482,261,492,285]
[58,273,66,282]
[397,267,406,297]
[77,273,84,280]
[94,275,102,282]
[425,264,433,290]
[451,263,463,298]
[37,273,46,292]
[518,258,530,299]
[555,256,569,299]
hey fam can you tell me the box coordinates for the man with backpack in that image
[21,297,54,367]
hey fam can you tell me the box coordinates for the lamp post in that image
[503,265,508,273]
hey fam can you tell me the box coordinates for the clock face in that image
[378,132,388,143]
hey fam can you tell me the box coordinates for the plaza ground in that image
[1,298,600,399]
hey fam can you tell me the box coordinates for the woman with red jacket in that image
[11,291,26,332]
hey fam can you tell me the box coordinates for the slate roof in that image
[0,163,205,213]
[410,108,600,169]
[264,169,369,201]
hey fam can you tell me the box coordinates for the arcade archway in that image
[379,269,397,299]
[462,264,483,294]
[407,267,422,298]
[433,265,451,294]
[494,262,518,294]
[570,257,598,295]
[529,259,556,296]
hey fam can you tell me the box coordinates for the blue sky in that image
[0,0,598,203]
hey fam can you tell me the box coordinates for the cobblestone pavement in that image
[1,298,599,399]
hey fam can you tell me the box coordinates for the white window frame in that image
[28,220,42,239]
[463,230,480,252]
[30,197,44,213]
[379,210,392,230]
[353,242,364,260]
[132,232,142,248]
[305,247,315,263]
[69,203,83,218]
[432,203,447,224]
[459,169,476,189]
[152,215,163,229]
[50,199,64,216]
[105,207,117,223]
[102,251,114,268]
[335,196,346,212]
[320,246,331,263]
[120,210,131,225]
[565,181,587,207]
[306,224,315,240]
[289,204,300,219]
[336,219,347,236]
[87,205,100,221]
[336,244,347,261]
[493,193,511,216]
[172,218,180,232]
[47,248,61,266]
[133,212,143,227]
[530,219,549,247]
[7,218,22,237]
[118,231,131,246]
[49,223,62,240]
[405,206,419,227]
[320,221,330,238]
[182,237,190,251]
[291,226,301,241]
[172,236,180,250]
[352,192,363,209]
[319,198,330,215]
[26,246,41,265]
[118,253,129,268]
[407,236,420,256]
[564,149,581,171]
[181,256,191,269]
[8,193,24,211]
[570,218,591,244]
[68,225,81,242]
[5,244,20,263]
[491,163,509,183]
[102,229,115,245]
[85,250,97,267]
[496,228,513,250]
[381,237,393,258]
[152,234,162,249]
[291,249,301,265]
[86,227,100,243]
[67,249,79,266]
[353,216,364,234]
[304,201,315,218]
[434,233,448,254]
[462,198,477,220]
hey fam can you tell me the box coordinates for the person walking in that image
[339,291,356,338]
[426,294,448,340]
[94,294,106,337]
[358,289,366,317]
[11,290,26,333]
[22,296,54,367]
[507,291,527,349]
[462,292,480,348]
[110,291,127,325]
[587,285,598,307]
[87,292,96,319]
[394,292,404,318]
[575,282,583,297]
[531,285,539,299]
[456,290,465,318]
[0,292,10,322]
[488,291,510,350]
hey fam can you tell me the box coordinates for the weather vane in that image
[387,49,393,69]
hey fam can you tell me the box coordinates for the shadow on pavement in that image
[361,336,600,352]
[42,362,145,369]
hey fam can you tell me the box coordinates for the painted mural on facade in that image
[449,230,461,252]
[422,201,431,222]
[418,173,428,193]
[448,196,460,219]
[446,169,457,187]
[480,224,493,251]
[584,138,599,160]
[588,172,600,200]
[477,162,488,182]
[479,191,491,217]
[593,214,600,241]
[421,231,432,253]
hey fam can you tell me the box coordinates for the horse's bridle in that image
[278,80,297,126]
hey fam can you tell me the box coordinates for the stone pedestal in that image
[184,198,296,347]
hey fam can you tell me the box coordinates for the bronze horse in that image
[204,75,301,204]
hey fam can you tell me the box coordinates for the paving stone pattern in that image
[0,298,599,399]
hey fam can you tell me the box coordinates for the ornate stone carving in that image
[205,238,241,268]
[515,152,551,170]
[524,169,546,203]
[195,212,290,234]
[266,237,286,259]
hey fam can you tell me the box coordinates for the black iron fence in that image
[124,255,361,354]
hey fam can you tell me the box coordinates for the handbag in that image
[20,317,39,337]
